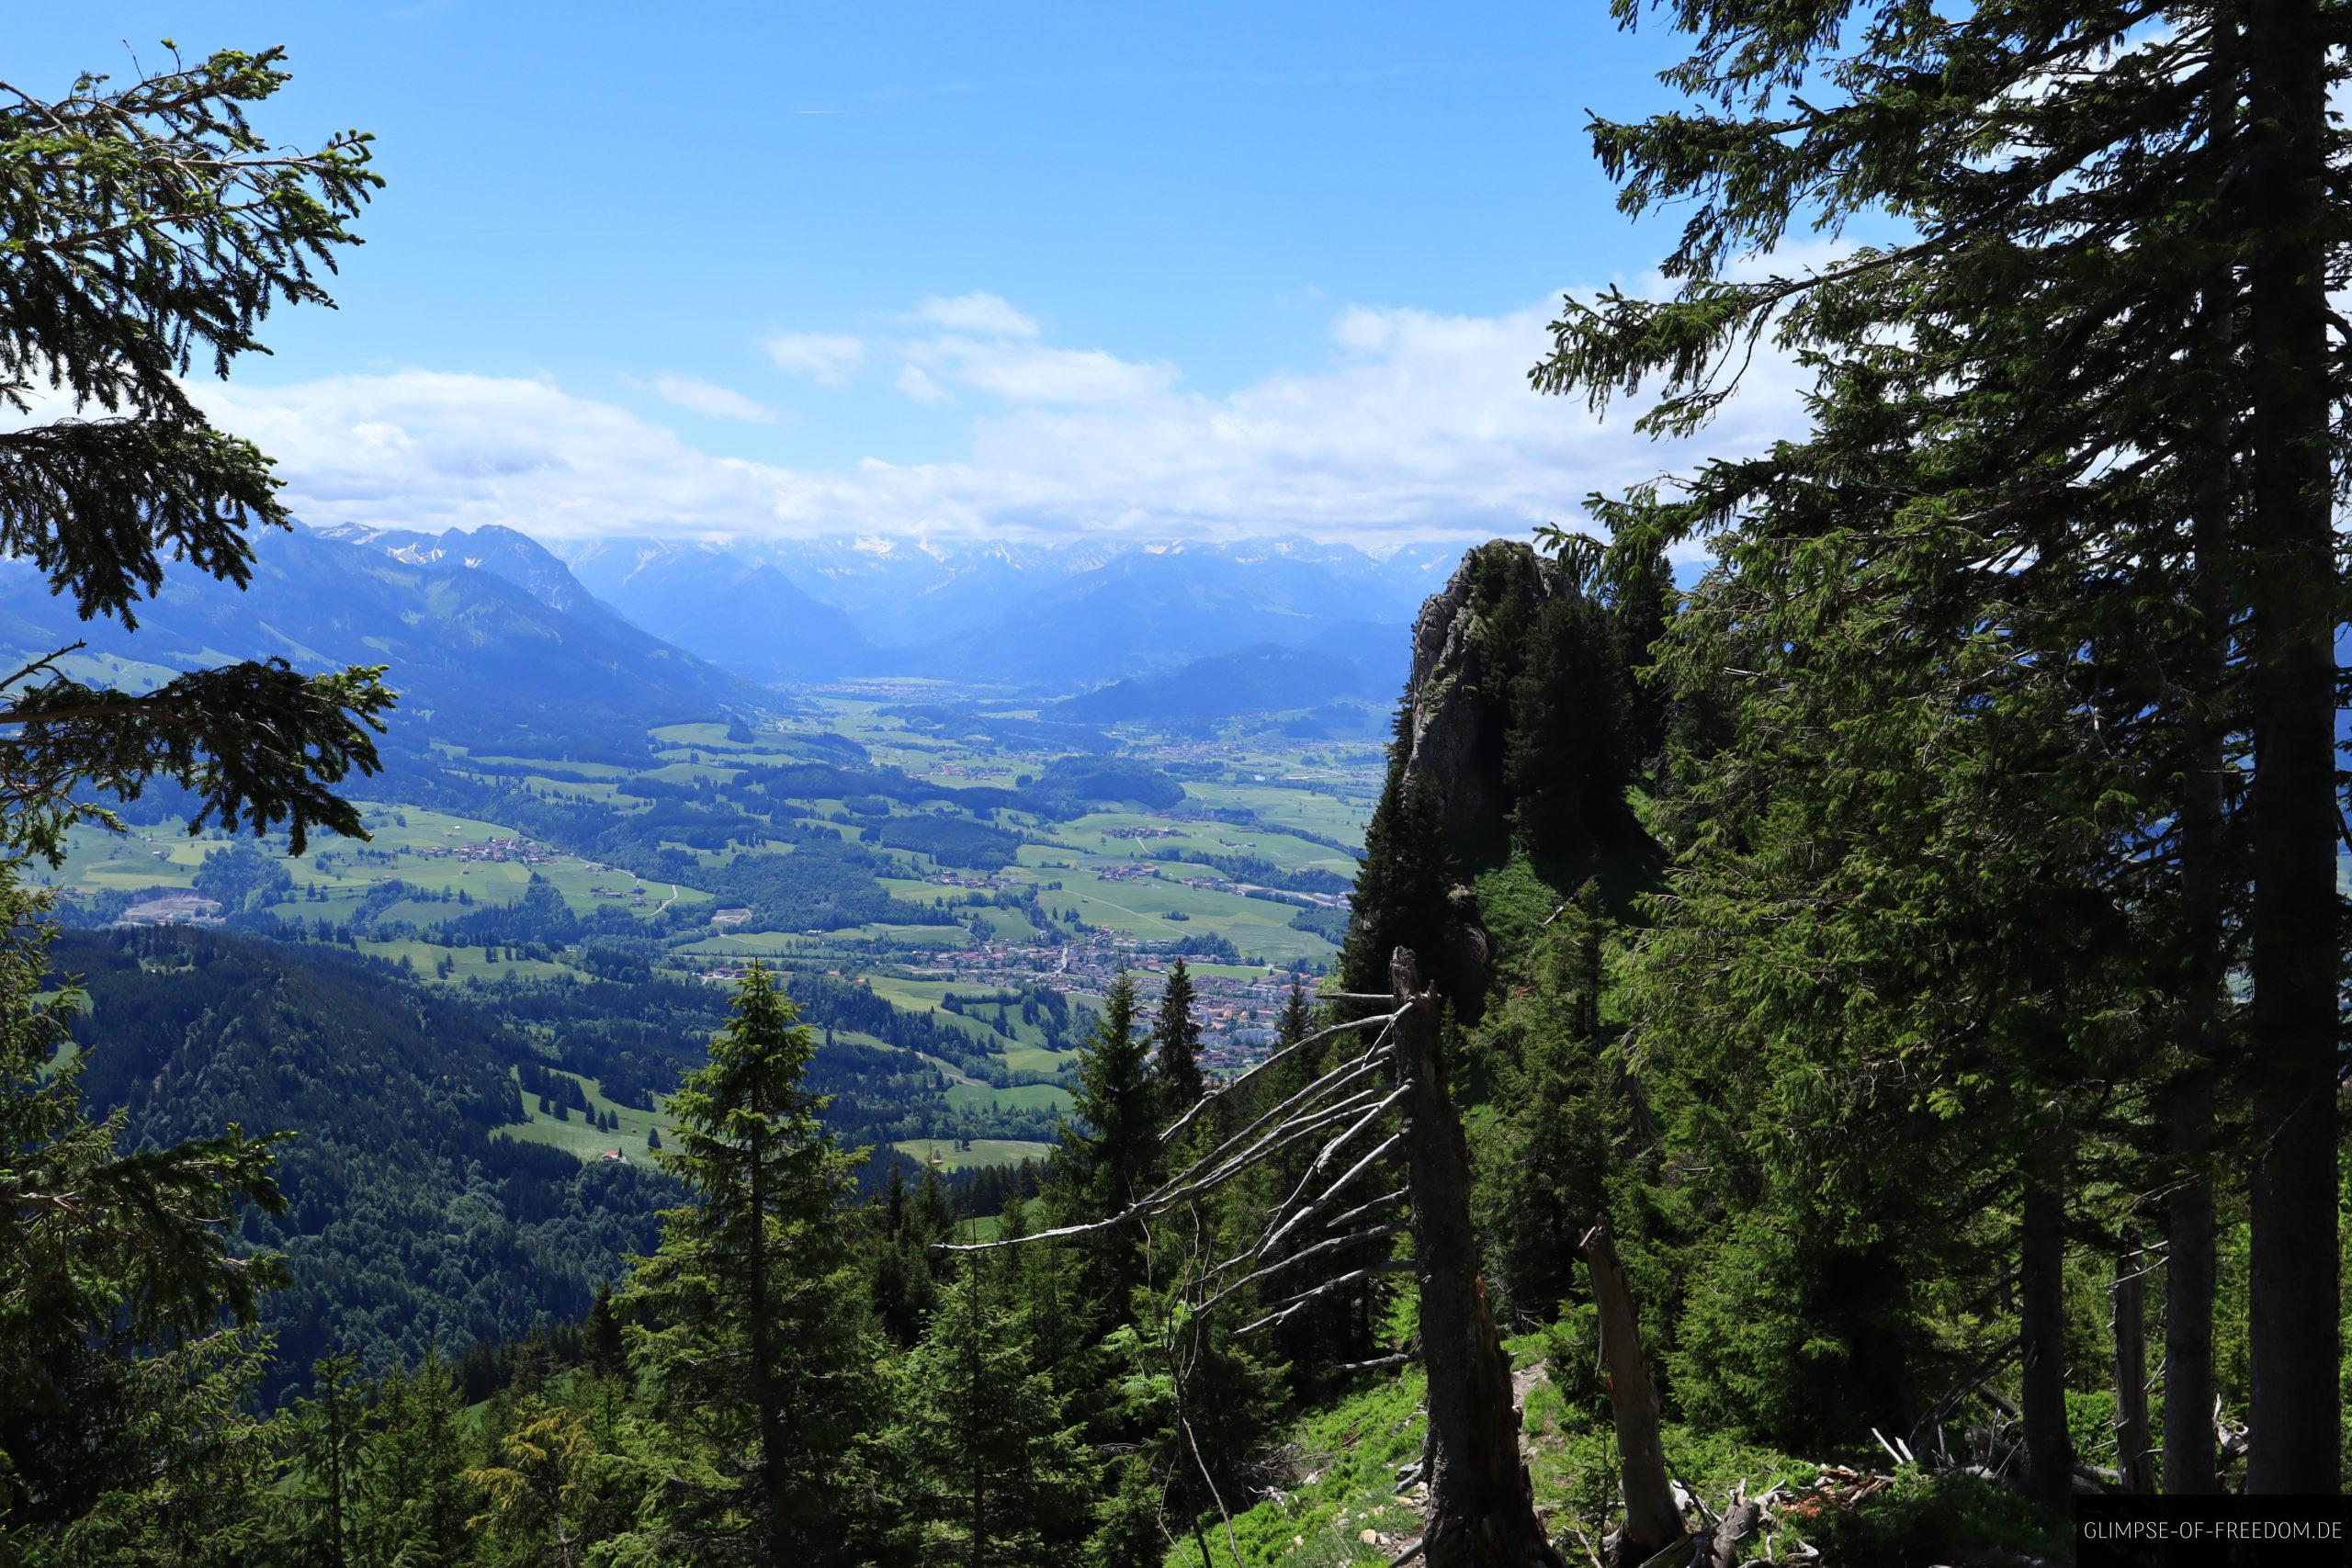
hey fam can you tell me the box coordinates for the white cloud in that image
[894,365,950,405]
[639,372,780,423]
[910,291,1040,338]
[902,336,1175,405]
[760,332,865,383]
[193,288,1811,547]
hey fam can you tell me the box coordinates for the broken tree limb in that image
[941,1084,1397,1254]
[1159,1009,1402,1144]
[1323,1187,1410,1233]
[1182,1077,1397,1202]
[1195,1222,1407,1316]
[1235,1259,1416,1337]
[1391,948,1564,1568]
[1579,1222,1683,1562]
[1174,1036,1396,1182]
[1261,1119,1408,1256]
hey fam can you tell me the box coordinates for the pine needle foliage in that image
[0,46,393,858]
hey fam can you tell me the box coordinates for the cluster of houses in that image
[115,892,225,929]
[419,833,558,868]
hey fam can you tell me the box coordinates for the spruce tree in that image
[622,963,874,1565]
[1338,774,1458,999]
[0,49,394,1540]
[0,872,290,1534]
[358,1357,474,1567]
[1051,969,1159,1316]
[870,1161,939,1346]
[1534,0,2343,1491]
[0,49,392,861]
[892,1255,1091,1568]
[1152,957,1205,1113]
[282,1354,367,1568]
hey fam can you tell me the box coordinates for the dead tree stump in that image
[1580,1223,1684,1563]
[1392,947,1565,1568]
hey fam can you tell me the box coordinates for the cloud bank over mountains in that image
[194,286,1809,547]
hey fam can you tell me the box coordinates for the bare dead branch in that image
[1159,1009,1402,1144]
[1195,1222,1406,1316]
[1235,1259,1415,1337]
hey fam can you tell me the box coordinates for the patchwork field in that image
[35,694,1381,1171]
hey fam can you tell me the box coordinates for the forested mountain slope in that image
[58,928,676,1403]
[313,521,646,637]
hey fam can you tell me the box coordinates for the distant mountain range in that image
[551,538,875,682]
[1057,643,1391,725]
[540,531,1474,689]
[0,522,1483,762]
[0,524,758,773]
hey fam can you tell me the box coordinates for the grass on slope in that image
[496,1066,676,1163]
[891,1137,1053,1171]
[1159,1335,2075,1568]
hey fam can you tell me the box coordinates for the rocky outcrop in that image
[1386,541,1570,1019]
[1400,542,1567,854]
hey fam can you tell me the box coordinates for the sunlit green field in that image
[892,1136,1054,1171]
[356,939,573,984]
[496,1066,677,1162]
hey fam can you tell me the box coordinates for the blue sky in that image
[18,5,1808,545]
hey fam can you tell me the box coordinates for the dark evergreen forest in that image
[5,6,2347,1568]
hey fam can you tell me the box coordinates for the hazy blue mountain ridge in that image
[0,525,757,769]
[1057,642,1388,724]
[552,537,875,682]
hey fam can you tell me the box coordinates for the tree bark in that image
[1391,947,1564,1568]
[1580,1223,1683,1561]
[2019,1163,2074,1514]
[2241,0,2341,1495]
[2165,254,2230,1496]
[2112,1240,2156,1495]
[2163,1066,2220,1496]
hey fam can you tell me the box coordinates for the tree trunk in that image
[2242,0,2341,1495]
[1580,1223,1683,1561]
[2112,1240,2156,1495]
[1391,948,1564,1568]
[2019,1164,2074,1514]
[2163,1066,2220,1495]
[2165,250,2230,1496]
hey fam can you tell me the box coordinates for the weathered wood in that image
[2164,1068,2219,1495]
[1579,1222,1682,1562]
[1392,948,1564,1568]
[2018,1162,2075,1512]
[1236,1258,1415,1337]
[1702,1500,1764,1568]
[2111,1238,2155,1495]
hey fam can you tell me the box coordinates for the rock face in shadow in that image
[1387,540,1570,1020]
[1401,542,1567,855]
